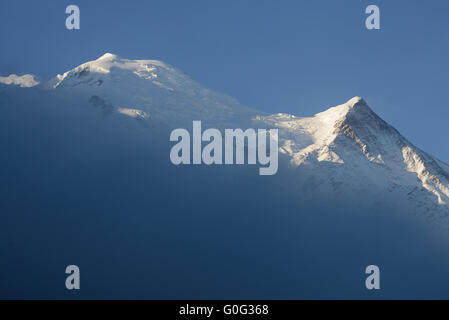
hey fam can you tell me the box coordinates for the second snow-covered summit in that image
[50,53,258,126]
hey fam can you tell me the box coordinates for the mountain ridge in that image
[1,53,449,223]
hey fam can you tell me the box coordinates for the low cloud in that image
[0,74,39,87]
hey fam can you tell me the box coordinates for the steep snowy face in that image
[50,53,258,127]
[256,97,449,214]
[333,98,449,206]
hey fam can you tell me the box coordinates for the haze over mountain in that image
[1,53,449,299]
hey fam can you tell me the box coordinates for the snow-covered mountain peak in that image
[256,97,449,212]
[314,96,369,122]
[257,97,404,166]
[96,52,119,60]
[255,96,375,150]
[48,54,259,126]
[346,96,365,107]
[52,53,176,89]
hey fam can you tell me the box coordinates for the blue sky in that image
[1,0,448,161]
